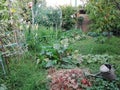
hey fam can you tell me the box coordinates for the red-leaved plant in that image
[48,69,92,90]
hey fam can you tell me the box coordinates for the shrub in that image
[86,0,120,36]
[61,6,76,30]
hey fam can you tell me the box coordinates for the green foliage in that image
[78,16,84,25]
[3,53,48,90]
[25,26,62,51]
[86,0,120,34]
[36,38,73,68]
[83,54,113,64]
[70,36,120,55]
[1,0,120,90]
[87,32,100,37]
[0,84,7,90]
[1,28,120,89]
[0,0,10,31]
[61,6,76,30]
[83,55,120,90]
[17,0,32,23]
[33,29,86,68]
[94,35,107,44]
[88,78,119,90]
[47,7,62,28]
[33,1,62,28]
[60,29,83,38]
[0,0,28,32]
[0,0,8,19]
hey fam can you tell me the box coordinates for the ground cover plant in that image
[48,69,92,90]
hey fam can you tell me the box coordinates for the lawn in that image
[70,36,120,55]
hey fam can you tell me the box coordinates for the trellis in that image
[0,29,27,75]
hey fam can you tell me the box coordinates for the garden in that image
[0,0,120,90]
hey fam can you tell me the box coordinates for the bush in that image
[86,0,120,35]
[61,6,76,30]
[25,26,62,51]
[33,1,62,28]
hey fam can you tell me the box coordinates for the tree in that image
[86,0,120,35]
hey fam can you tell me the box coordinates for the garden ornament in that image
[98,64,116,81]
[87,64,116,81]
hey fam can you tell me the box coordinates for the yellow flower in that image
[10,8,16,13]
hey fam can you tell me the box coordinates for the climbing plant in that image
[0,0,27,56]
[0,0,10,32]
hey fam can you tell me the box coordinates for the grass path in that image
[70,36,120,55]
